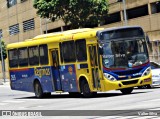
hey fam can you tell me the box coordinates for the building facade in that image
[0,0,160,78]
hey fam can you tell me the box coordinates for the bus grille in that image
[122,80,138,85]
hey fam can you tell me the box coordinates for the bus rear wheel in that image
[120,87,133,94]
[80,80,94,98]
[34,81,44,98]
[44,92,51,97]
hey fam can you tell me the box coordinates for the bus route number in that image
[11,74,16,81]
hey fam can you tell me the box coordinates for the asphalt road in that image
[0,83,160,119]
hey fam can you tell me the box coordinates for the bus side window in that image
[28,46,39,66]
[62,41,76,62]
[18,47,28,67]
[75,39,87,61]
[39,44,48,65]
[8,49,18,68]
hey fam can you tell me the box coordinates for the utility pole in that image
[122,0,128,26]
[45,18,48,34]
[0,36,5,83]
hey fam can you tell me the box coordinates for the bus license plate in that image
[144,78,151,82]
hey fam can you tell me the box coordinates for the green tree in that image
[0,40,7,61]
[33,0,109,29]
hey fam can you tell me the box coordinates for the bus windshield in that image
[101,38,149,69]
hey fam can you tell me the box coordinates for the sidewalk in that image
[0,79,10,86]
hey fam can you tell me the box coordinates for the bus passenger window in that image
[39,45,48,65]
[8,49,18,68]
[29,46,39,66]
[75,39,87,61]
[18,48,28,67]
[62,41,76,62]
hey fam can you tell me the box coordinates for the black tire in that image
[34,81,44,98]
[138,86,143,89]
[80,80,94,98]
[146,84,152,89]
[44,92,51,98]
[120,87,133,94]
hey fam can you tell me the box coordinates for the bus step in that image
[55,91,64,93]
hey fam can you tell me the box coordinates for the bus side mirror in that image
[99,46,103,55]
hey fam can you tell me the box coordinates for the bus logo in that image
[34,68,51,78]
[128,76,132,79]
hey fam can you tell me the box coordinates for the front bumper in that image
[101,73,152,91]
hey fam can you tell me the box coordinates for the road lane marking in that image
[0,103,8,105]
[3,100,25,103]
[19,107,28,109]
[140,99,160,103]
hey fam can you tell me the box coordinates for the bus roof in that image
[96,26,144,41]
[97,26,142,33]
[33,28,93,40]
[7,28,103,50]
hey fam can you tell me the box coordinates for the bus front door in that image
[88,45,101,90]
[51,49,62,91]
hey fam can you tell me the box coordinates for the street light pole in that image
[0,37,5,83]
[40,18,43,34]
[122,0,127,26]
[45,18,48,34]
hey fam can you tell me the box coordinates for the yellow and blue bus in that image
[7,26,152,98]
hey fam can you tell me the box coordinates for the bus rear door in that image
[51,49,62,91]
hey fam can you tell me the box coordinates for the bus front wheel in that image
[120,87,133,94]
[34,81,44,98]
[80,80,94,98]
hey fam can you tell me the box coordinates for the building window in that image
[0,29,2,39]
[9,24,19,35]
[104,12,121,25]
[151,2,160,14]
[126,5,148,19]
[7,0,17,8]
[44,27,61,34]
[23,19,35,32]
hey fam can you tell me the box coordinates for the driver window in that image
[137,40,145,53]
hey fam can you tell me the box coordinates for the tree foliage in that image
[33,0,109,29]
[0,40,7,61]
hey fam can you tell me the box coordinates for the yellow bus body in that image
[7,27,152,98]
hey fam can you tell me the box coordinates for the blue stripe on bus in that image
[10,66,54,93]
[103,64,150,80]
[10,65,79,93]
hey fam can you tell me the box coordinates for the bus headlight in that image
[142,67,151,76]
[104,73,116,81]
